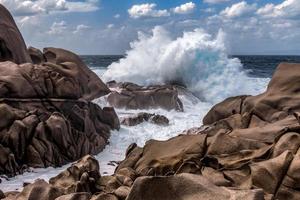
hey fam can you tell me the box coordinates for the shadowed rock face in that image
[0,99,119,176]
[0,4,32,64]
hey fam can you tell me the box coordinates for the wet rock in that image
[0,5,32,64]
[107,81,183,111]
[120,112,169,126]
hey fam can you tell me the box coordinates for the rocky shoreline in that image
[1,3,300,200]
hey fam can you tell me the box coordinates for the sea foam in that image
[103,26,265,103]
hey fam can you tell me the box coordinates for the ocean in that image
[81,55,300,78]
[2,48,300,191]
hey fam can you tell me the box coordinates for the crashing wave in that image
[103,26,267,103]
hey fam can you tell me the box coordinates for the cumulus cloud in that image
[107,24,115,29]
[114,14,120,19]
[128,3,170,19]
[220,1,256,18]
[0,0,99,16]
[73,24,90,34]
[257,0,300,19]
[173,2,196,14]
[204,0,231,4]
[48,21,67,35]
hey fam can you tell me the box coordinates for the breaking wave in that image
[103,26,267,103]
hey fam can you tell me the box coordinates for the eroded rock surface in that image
[106,81,183,111]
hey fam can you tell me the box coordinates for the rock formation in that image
[106,81,183,111]
[113,62,300,200]
[0,4,119,177]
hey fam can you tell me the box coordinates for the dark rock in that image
[0,5,32,64]
[107,82,183,111]
[0,99,119,176]
[0,190,5,199]
[121,112,169,126]
[28,47,45,64]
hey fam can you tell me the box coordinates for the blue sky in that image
[1,0,299,55]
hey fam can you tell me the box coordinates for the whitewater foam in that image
[103,27,264,103]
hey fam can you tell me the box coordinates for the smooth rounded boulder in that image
[0,4,32,64]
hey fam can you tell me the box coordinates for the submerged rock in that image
[121,112,169,126]
[106,81,183,111]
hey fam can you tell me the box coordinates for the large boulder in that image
[0,4,32,64]
[106,81,183,111]
[126,173,264,200]
[49,155,101,194]
[43,47,110,101]
[0,99,119,176]
[0,61,109,100]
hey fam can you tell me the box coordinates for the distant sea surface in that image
[81,55,300,78]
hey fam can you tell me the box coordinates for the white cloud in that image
[48,21,67,35]
[65,0,99,13]
[73,24,90,34]
[173,2,196,14]
[128,3,170,19]
[107,24,115,29]
[257,0,300,19]
[204,0,231,4]
[220,1,256,18]
[0,0,99,16]
[114,14,120,19]
[203,8,216,13]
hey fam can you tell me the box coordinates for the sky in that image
[1,0,299,55]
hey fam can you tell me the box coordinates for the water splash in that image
[103,26,264,103]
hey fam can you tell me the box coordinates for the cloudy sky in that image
[1,0,300,55]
